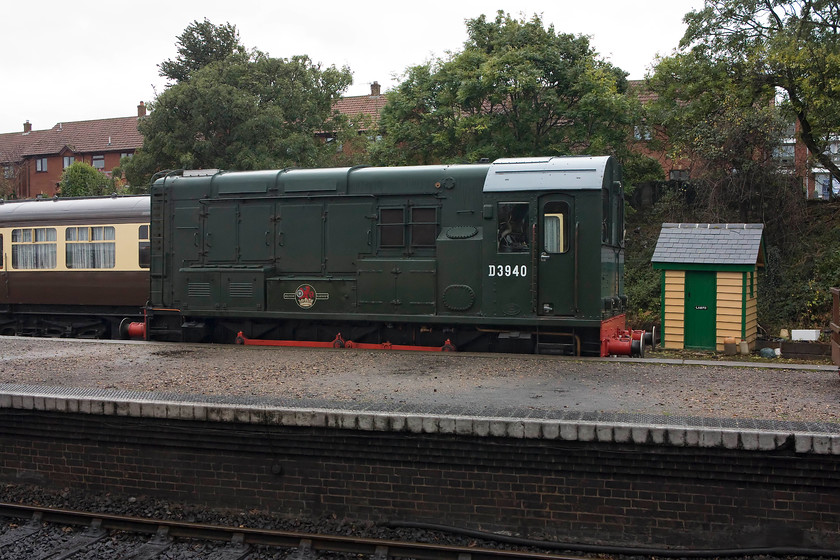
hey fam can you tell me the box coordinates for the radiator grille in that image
[187,282,211,298]
[229,282,254,298]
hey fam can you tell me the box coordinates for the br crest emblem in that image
[284,284,329,309]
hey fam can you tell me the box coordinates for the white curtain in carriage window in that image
[65,226,115,269]
[11,228,57,269]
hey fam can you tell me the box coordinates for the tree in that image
[371,11,640,166]
[126,29,354,187]
[59,162,113,197]
[158,19,246,84]
[679,0,840,187]
[647,51,803,235]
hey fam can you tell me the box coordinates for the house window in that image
[773,144,795,166]
[63,156,75,169]
[120,152,133,160]
[634,125,652,141]
[65,226,115,269]
[3,165,12,179]
[814,172,840,199]
[669,169,690,181]
[92,155,105,170]
[35,157,48,173]
[11,228,57,269]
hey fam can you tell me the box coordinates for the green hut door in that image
[684,271,716,349]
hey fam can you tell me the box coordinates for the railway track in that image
[0,503,595,560]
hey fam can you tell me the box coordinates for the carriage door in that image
[538,195,576,316]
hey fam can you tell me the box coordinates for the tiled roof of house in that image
[2,88,383,164]
[0,116,143,164]
[651,223,765,266]
[0,128,48,165]
[628,79,658,105]
[333,93,388,125]
[26,116,143,156]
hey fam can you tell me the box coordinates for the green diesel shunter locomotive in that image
[143,156,636,355]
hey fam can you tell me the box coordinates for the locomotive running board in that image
[234,331,456,352]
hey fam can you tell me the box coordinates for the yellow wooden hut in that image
[651,223,765,352]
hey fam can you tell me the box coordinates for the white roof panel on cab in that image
[483,156,612,192]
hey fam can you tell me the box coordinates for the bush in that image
[59,162,113,197]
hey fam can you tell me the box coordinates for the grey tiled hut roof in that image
[651,223,765,266]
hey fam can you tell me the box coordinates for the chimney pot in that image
[137,101,146,117]
[370,81,381,97]
[23,120,32,133]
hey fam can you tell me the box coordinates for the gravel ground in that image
[0,336,838,424]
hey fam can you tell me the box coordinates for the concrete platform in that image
[1,383,838,455]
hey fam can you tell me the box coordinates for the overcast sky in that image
[1,0,702,133]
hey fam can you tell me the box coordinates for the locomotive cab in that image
[479,156,626,354]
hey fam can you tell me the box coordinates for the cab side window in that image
[497,203,529,252]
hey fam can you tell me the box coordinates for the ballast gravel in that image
[0,336,837,424]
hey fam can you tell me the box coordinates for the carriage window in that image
[543,201,570,254]
[497,203,529,252]
[138,225,150,269]
[411,207,437,247]
[379,208,405,247]
[66,226,115,269]
[11,228,57,269]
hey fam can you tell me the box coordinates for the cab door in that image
[537,195,576,316]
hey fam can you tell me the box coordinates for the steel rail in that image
[0,502,592,560]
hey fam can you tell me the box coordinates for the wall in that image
[716,271,744,351]
[662,269,685,349]
[1,408,838,551]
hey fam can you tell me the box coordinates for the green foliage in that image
[126,37,354,187]
[59,162,113,197]
[371,11,640,165]
[620,152,664,200]
[679,0,840,186]
[647,46,804,230]
[758,202,840,333]
[158,19,246,84]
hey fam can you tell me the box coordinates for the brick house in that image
[782,121,840,199]
[628,80,840,199]
[0,102,146,198]
[332,81,388,133]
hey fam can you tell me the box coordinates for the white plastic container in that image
[791,329,820,341]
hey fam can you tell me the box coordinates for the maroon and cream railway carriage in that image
[0,196,150,338]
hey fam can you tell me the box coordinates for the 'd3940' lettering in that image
[488,264,527,278]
